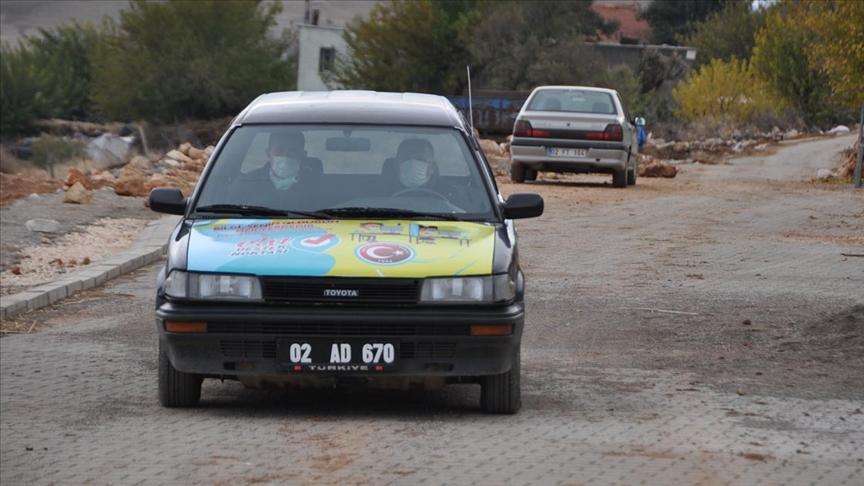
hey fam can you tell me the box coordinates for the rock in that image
[128,155,154,171]
[89,170,117,188]
[64,167,90,190]
[755,143,769,151]
[114,165,148,197]
[827,125,850,134]
[25,218,60,233]
[164,149,193,164]
[485,155,510,175]
[817,169,837,180]
[63,182,94,204]
[638,160,678,178]
[786,129,799,139]
[187,146,206,160]
[204,145,216,158]
[178,142,192,155]
[479,138,504,158]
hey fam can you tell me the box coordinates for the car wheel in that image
[627,163,637,185]
[510,163,525,183]
[158,340,202,407]
[612,170,628,188]
[480,347,521,414]
[525,167,538,181]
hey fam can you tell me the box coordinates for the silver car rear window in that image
[527,89,617,115]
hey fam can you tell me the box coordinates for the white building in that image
[296,23,347,91]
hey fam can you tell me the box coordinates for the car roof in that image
[530,85,618,95]
[235,91,465,127]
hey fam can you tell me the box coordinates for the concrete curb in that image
[0,215,180,321]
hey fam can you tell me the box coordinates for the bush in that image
[0,44,40,138]
[90,0,297,124]
[0,22,103,138]
[30,135,86,178]
[673,58,780,125]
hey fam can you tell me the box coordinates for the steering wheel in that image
[392,187,448,200]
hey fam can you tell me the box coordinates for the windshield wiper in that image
[317,207,462,221]
[194,204,333,219]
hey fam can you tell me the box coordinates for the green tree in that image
[642,0,733,46]
[466,1,613,90]
[90,0,296,123]
[1,22,102,138]
[325,0,478,94]
[750,6,834,126]
[1,43,40,137]
[684,1,767,68]
[783,0,864,110]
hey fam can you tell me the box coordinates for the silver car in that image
[510,86,641,188]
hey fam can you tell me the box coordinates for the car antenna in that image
[467,65,474,134]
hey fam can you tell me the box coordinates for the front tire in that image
[510,163,525,183]
[480,347,521,414]
[524,167,538,181]
[158,341,202,407]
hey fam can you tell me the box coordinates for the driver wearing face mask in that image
[235,130,317,207]
[395,138,437,189]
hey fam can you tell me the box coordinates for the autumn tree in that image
[325,0,478,94]
[780,0,864,110]
[750,6,833,126]
[90,0,296,123]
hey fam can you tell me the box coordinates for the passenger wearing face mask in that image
[391,138,439,192]
[235,130,319,207]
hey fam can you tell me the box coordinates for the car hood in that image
[185,219,496,278]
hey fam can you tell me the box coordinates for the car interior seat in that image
[540,98,561,111]
[592,101,610,114]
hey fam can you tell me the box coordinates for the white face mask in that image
[270,156,300,189]
[399,159,430,188]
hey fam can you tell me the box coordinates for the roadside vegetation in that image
[0,0,861,146]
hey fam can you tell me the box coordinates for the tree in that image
[90,0,296,123]
[684,1,767,68]
[1,22,102,138]
[780,0,864,110]
[325,0,478,94]
[642,0,733,46]
[750,6,833,127]
[466,1,613,90]
[673,58,779,125]
[30,135,85,178]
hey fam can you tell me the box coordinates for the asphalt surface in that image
[1,135,863,485]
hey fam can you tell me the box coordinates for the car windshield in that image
[527,89,617,115]
[194,125,495,221]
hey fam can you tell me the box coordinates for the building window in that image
[319,47,335,73]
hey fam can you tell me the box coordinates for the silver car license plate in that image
[547,147,587,157]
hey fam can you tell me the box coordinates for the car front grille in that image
[208,322,471,337]
[261,277,422,305]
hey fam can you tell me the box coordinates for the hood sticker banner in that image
[186,219,495,277]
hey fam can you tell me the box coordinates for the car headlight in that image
[419,275,515,304]
[164,271,262,301]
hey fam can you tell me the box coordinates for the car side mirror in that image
[149,187,187,215]
[503,193,544,219]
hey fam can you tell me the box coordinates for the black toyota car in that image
[148,91,544,413]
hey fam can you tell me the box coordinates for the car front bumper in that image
[156,302,524,380]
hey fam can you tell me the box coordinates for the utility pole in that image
[855,104,863,188]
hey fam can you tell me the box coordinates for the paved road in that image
[2,136,863,485]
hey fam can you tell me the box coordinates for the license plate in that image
[277,339,399,371]
[547,147,587,157]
